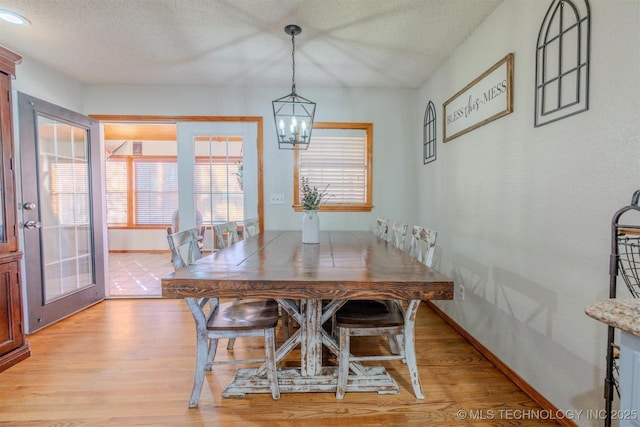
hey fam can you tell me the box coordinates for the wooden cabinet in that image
[0,253,27,371]
[0,45,29,372]
[620,331,640,427]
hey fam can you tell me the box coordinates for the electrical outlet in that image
[458,284,465,301]
[269,193,285,205]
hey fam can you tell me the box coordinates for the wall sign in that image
[443,53,514,142]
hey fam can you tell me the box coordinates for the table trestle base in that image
[222,366,399,398]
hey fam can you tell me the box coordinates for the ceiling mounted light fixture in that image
[0,9,31,25]
[272,24,316,150]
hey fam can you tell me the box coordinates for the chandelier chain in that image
[291,31,296,93]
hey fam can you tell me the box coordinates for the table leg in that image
[301,299,323,376]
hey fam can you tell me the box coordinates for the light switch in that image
[269,193,285,204]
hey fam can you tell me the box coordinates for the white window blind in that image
[194,160,244,223]
[105,160,127,224]
[298,135,367,204]
[134,160,178,225]
[50,162,90,225]
[105,140,245,227]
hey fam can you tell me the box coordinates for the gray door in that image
[18,93,105,332]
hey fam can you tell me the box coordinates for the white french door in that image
[176,122,258,250]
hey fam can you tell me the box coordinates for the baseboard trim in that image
[424,300,577,427]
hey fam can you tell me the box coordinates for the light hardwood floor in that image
[0,299,560,426]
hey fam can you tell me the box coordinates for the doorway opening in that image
[95,116,264,298]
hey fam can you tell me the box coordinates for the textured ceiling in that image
[0,0,503,88]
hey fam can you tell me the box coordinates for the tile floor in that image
[108,252,173,298]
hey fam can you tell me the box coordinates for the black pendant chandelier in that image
[272,24,316,150]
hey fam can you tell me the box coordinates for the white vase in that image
[302,210,319,244]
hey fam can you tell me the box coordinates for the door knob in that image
[24,220,42,229]
[23,202,37,210]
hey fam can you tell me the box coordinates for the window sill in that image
[292,204,373,213]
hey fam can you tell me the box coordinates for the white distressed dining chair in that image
[240,218,296,337]
[167,225,205,250]
[334,298,424,400]
[215,219,292,346]
[167,228,202,269]
[167,228,280,406]
[374,217,389,241]
[390,221,409,251]
[214,221,240,249]
[409,225,438,268]
[334,226,434,400]
[243,217,260,237]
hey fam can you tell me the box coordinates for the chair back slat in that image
[409,225,437,267]
[167,228,202,270]
[244,218,260,237]
[214,221,240,249]
[390,221,409,250]
[374,217,389,241]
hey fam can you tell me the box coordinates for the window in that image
[134,158,179,225]
[106,156,178,226]
[293,122,373,212]
[106,135,248,228]
[423,101,436,164]
[535,0,590,127]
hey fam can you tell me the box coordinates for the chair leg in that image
[205,338,218,371]
[388,333,400,354]
[336,327,350,399]
[264,328,280,400]
[227,298,242,350]
[189,330,210,408]
[227,338,236,350]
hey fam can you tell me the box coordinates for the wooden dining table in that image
[162,230,454,397]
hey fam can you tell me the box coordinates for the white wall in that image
[12,57,87,236]
[83,85,418,234]
[11,58,418,249]
[418,0,640,423]
[13,57,85,111]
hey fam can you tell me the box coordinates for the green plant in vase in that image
[299,177,331,244]
[300,177,330,211]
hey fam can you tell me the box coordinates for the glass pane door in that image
[19,92,105,333]
[38,116,93,302]
[194,136,244,223]
[177,122,258,251]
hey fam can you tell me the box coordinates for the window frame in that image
[293,122,373,213]
[534,0,590,127]
[423,101,436,165]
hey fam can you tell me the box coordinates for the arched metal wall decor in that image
[534,0,591,127]
[423,101,436,164]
